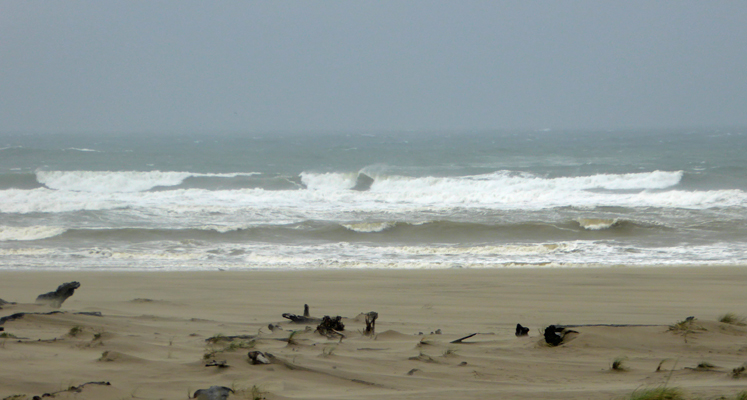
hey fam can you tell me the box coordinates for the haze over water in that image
[1,129,745,270]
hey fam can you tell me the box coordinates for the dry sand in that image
[1,266,747,399]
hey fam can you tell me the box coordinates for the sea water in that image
[1,129,746,270]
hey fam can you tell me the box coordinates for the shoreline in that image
[2,266,747,399]
[2,260,746,272]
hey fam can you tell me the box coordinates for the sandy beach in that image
[2,266,747,399]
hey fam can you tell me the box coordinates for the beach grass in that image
[612,356,628,371]
[718,313,746,326]
[627,387,684,400]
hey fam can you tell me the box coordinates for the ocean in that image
[1,129,746,270]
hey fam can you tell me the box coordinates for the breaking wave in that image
[0,225,67,241]
[341,222,397,233]
[35,170,260,193]
[576,218,620,230]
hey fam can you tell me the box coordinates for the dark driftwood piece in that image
[204,360,229,368]
[282,304,322,324]
[317,315,346,339]
[0,311,63,326]
[364,311,378,335]
[544,325,564,346]
[248,351,270,365]
[317,315,344,332]
[515,324,530,336]
[75,311,103,317]
[450,333,478,344]
[0,311,101,327]
[193,386,234,400]
[543,325,579,346]
[31,381,110,399]
[36,281,81,308]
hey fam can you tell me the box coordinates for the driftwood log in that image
[30,381,110,400]
[0,311,100,327]
[36,281,81,308]
[248,351,270,365]
[450,333,477,344]
[543,325,578,346]
[317,315,345,339]
[204,360,228,368]
[282,304,321,324]
[0,311,63,326]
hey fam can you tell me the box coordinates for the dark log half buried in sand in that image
[283,304,322,324]
[543,325,578,346]
[364,311,378,336]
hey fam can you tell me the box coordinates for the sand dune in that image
[2,267,747,399]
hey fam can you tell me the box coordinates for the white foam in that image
[1,169,742,217]
[0,248,53,256]
[37,170,193,193]
[198,224,259,233]
[2,239,746,271]
[0,225,67,241]
[300,172,358,190]
[397,243,574,255]
[35,170,260,193]
[370,170,684,195]
[2,183,745,216]
[341,222,396,233]
[576,218,619,230]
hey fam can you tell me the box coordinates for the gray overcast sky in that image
[1,1,746,133]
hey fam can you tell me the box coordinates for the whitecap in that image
[0,225,67,241]
[576,218,620,230]
[341,222,396,233]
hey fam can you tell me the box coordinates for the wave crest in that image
[0,225,67,241]
[576,218,620,230]
[36,170,259,193]
[341,222,396,233]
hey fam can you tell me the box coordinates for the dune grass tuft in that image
[249,385,266,400]
[695,361,716,370]
[611,357,628,372]
[628,386,684,400]
[286,330,302,346]
[668,317,706,343]
[719,313,747,326]
[668,317,704,332]
[442,347,458,357]
[733,364,746,379]
[67,326,84,337]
